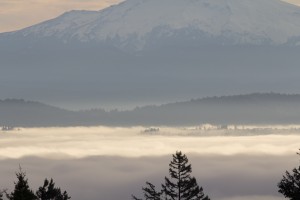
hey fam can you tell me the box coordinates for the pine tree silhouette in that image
[132,182,161,200]
[132,151,210,200]
[0,190,4,200]
[6,167,37,200]
[278,150,300,200]
[162,151,210,200]
[36,178,71,200]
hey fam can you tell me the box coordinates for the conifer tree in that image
[162,151,210,200]
[0,190,4,200]
[278,150,300,200]
[6,167,37,200]
[36,178,71,200]
[132,182,161,200]
[132,151,210,200]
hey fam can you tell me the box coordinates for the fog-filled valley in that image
[2,126,300,158]
[1,126,300,200]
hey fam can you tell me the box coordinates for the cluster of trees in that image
[1,151,300,200]
[0,167,70,200]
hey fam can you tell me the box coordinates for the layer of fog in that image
[1,126,300,200]
[1,126,300,159]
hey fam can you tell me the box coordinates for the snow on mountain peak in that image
[12,0,300,49]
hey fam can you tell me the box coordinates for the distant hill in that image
[1,93,300,127]
[121,93,300,125]
[0,99,106,127]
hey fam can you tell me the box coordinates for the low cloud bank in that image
[0,126,300,159]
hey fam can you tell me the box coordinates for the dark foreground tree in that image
[132,182,161,200]
[132,151,210,200]
[0,190,5,200]
[3,167,71,200]
[36,179,71,200]
[278,150,300,200]
[162,151,210,200]
[6,167,37,200]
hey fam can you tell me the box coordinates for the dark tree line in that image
[2,150,300,200]
[1,167,70,200]
[132,151,210,200]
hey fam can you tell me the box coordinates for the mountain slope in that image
[1,0,300,108]
[0,99,109,127]
[4,0,300,49]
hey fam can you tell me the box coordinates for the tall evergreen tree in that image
[6,168,37,200]
[36,178,71,200]
[278,151,300,200]
[132,151,210,200]
[132,182,161,200]
[162,151,210,200]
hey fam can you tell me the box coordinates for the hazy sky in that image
[0,0,122,33]
[0,0,299,33]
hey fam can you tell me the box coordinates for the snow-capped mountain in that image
[5,0,300,50]
[1,0,300,109]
